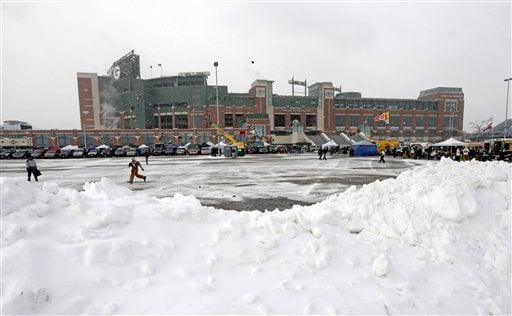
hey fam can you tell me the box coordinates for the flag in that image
[483,117,493,132]
[373,111,389,124]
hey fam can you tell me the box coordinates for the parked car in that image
[99,148,114,157]
[114,147,125,157]
[164,146,177,155]
[31,148,47,159]
[12,150,30,159]
[176,146,187,155]
[126,148,138,157]
[0,149,14,159]
[186,145,200,155]
[152,147,163,156]
[58,150,73,159]
[72,149,86,158]
[87,149,99,158]
[44,149,60,159]
[200,146,211,155]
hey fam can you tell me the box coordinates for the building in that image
[2,120,32,130]
[76,50,464,146]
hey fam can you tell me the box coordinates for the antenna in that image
[288,77,307,96]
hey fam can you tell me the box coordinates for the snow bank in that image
[1,159,510,314]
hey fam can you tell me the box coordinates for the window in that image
[175,115,188,129]
[443,116,458,129]
[336,115,346,128]
[224,113,233,127]
[274,114,285,127]
[415,116,425,128]
[306,115,316,127]
[290,114,301,124]
[349,115,359,127]
[445,100,458,112]
[390,115,399,127]
[161,114,173,129]
[403,116,413,127]
[428,116,437,128]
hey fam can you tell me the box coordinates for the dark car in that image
[164,146,177,155]
[152,147,163,156]
[58,150,73,159]
[0,149,14,159]
[12,150,30,159]
[87,149,99,158]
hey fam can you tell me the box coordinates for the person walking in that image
[379,150,386,163]
[128,157,146,184]
[26,156,39,181]
[144,150,150,165]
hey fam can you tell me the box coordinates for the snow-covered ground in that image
[1,154,511,314]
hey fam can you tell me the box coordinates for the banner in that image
[482,116,493,132]
[373,111,389,124]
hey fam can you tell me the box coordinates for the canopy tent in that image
[321,139,338,149]
[61,145,79,151]
[351,140,378,156]
[433,138,467,147]
[96,144,110,149]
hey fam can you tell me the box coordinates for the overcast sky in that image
[2,0,511,131]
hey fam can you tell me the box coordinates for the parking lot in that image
[0,153,433,211]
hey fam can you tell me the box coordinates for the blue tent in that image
[351,140,378,156]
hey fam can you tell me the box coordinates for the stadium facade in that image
[1,50,467,149]
[77,51,464,144]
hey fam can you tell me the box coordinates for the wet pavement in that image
[1,153,434,211]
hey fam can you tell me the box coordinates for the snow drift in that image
[1,158,510,314]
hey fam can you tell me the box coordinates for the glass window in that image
[175,115,188,129]
[349,115,359,127]
[390,115,399,127]
[274,114,285,127]
[403,116,413,127]
[224,113,233,127]
[306,115,316,127]
[290,114,301,124]
[443,116,458,129]
[428,116,437,127]
[161,114,173,129]
[445,100,458,112]
[336,115,346,128]
[416,116,425,128]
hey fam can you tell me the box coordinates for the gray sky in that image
[2,0,511,131]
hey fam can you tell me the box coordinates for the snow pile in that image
[1,158,511,314]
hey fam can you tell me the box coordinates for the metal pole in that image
[504,78,512,139]
[214,62,219,128]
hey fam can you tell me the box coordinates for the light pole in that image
[214,61,219,128]
[82,110,89,147]
[504,78,512,139]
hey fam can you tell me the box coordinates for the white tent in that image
[96,144,110,149]
[321,139,338,149]
[61,145,79,151]
[433,138,467,147]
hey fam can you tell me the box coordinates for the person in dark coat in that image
[379,150,386,163]
[144,150,150,165]
[26,156,39,181]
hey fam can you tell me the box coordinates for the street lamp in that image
[214,61,219,128]
[504,78,512,139]
[82,110,89,147]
